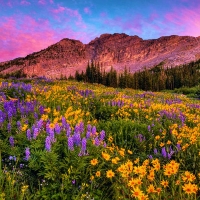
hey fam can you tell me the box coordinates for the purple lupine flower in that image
[167,152,173,160]
[136,134,145,142]
[94,137,100,146]
[79,137,87,156]
[17,121,21,130]
[87,124,92,132]
[147,125,151,132]
[7,123,11,132]
[20,164,24,168]
[139,134,144,142]
[45,136,51,151]
[33,128,39,139]
[24,147,30,161]
[68,136,74,151]
[112,100,115,106]
[148,155,153,159]
[62,116,67,128]
[46,123,50,134]
[49,128,55,143]
[55,123,61,134]
[72,179,76,185]
[9,155,16,161]
[154,148,158,154]
[100,130,105,141]
[91,126,96,135]
[86,131,91,139]
[103,142,107,148]
[161,147,167,158]
[176,143,181,151]
[9,136,14,147]
[26,129,32,140]
[39,105,44,115]
[167,146,175,159]
[19,106,25,116]
[73,124,78,133]
[79,122,84,134]
[117,100,121,107]
[37,119,43,129]
[66,126,71,137]
[7,111,12,121]
[32,124,36,131]
[9,155,13,160]
[73,132,81,146]
[81,138,87,152]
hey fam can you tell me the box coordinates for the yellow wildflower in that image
[182,183,198,194]
[90,159,98,166]
[128,150,133,154]
[131,187,144,199]
[102,152,110,161]
[161,180,168,188]
[108,136,113,142]
[147,184,156,193]
[106,170,115,178]
[95,171,101,177]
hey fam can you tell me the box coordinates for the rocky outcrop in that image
[1,33,200,78]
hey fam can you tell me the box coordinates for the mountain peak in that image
[1,33,200,78]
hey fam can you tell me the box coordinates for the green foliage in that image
[0,79,200,199]
[73,59,200,92]
[0,70,27,79]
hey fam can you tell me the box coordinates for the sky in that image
[0,0,200,62]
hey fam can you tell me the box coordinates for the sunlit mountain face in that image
[0,0,199,62]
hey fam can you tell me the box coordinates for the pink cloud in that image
[164,6,200,37]
[20,0,30,5]
[100,12,107,18]
[0,14,94,62]
[84,7,91,14]
[52,6,65,14]
[38,0,45,5]
[51,6,87,29]
[100,13,143,35]
[0,16,56,62]
[7,1,12,7]
[65,8,81,20]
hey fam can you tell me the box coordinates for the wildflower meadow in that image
[0,78,199,200]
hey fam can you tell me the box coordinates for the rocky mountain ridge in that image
[1,33,200,78]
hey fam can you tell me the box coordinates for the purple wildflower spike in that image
[45,136,51,151]
[24,147,30,161]
[68,136,74,151]
[73,132,81,146]
[154,148,158,154]
[161,147,167,158]
[26,129,32,140]
[100,130,105,141]
[94,137,100,146]
[55,123,61,134]
[91,126,96,135]
[33,128,39,139]
[9,136,14,147]
[7,123,11,132]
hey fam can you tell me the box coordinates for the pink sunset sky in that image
[0,0,200,62]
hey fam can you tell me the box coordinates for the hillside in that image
[1,33,200,78]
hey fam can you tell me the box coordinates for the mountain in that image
[1,33,200,78]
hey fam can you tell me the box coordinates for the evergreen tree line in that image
[0,70,27,79]
[74,60,200,91]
